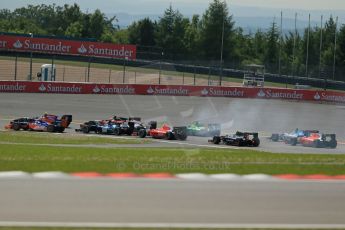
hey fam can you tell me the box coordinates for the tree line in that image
[0,0,344,80]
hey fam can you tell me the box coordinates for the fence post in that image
[208,67,211,85]
[159,61,161,85]
[193,66,196,86]
[134,71,137,84]
[108,69,111,83]
[123,58,126,84]
[87,58,91,82]
[51,55,55,81]
[182,72,185,85]
[63,66,65,82]
[14,54,18,80]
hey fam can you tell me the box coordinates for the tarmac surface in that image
[1,93,345,154]
[0,178,345,228]
[1,93,345,228]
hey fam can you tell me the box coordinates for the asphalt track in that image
[1,93,345,153]
[1,178,345,228]
[1,93,345,228]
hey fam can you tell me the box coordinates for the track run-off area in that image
[1,93,345,229]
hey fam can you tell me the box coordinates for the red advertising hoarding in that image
[0,35,136,60]
[1,81,345,104]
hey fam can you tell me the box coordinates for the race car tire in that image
[176,133,187,141]
[252,138,260,147]
[127,128,134,136]
[13,123,21,131]
[329,140,337,149]
[57,127,65,133]
[114,128,121,136]
[82,126,90,134]
[312,140,321,148]
[166,132,175,140]
[47,125,55,133]
[213,136,221,144]
[291,138,297,146]
[138,129,147,138]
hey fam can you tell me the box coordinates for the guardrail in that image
[1,80,345,104]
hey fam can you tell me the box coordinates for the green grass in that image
[0,131,150,145]
[1,144,344,175]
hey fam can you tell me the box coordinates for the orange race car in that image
[138,122,187,140]
[291,132,337,148]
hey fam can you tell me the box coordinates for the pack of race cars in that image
[4,114,338,149]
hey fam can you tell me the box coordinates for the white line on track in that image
[1,221,345,229]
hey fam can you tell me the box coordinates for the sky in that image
[2,0,345,29]
[2,0,345,14]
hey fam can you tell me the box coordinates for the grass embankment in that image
[1,143,344,175]
[0,131,150,145]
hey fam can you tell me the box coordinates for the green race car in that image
[187,121,221,137]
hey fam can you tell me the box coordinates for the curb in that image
[1,171,345,181]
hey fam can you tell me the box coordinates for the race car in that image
[138,123,187,140]
[209,131,260,147]
[270,129,319,144]
[113,117,145,136]
[187,121,221,137]
[291,132,337,148]
[27,119,65,133]
[5,114,71,132]
[75,120,103,133]
[4,117,34,131]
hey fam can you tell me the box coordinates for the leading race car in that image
[209,131,260,147]
[270,129,319,144]
[291,132,337,148]
[187,121,221,137]
[5,114,71,132]
[138,123,187,140]
[27,119,66,133]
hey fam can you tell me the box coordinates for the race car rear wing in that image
[235,131,259,139]
[321,134,336,141]
[129,117,141,121]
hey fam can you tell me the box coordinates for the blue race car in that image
[270,129,319,144]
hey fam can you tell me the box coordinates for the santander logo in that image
[39,84,46,92]
[93,85,100,93]
[201,88,209,96]
[314,92,321,100]
[257,89,266,97]
[78,44,87,54]
[147,86,154,94]
[13,40,23,49]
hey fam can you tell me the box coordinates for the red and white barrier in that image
[1,171,345,181]
[1,80,345,104]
